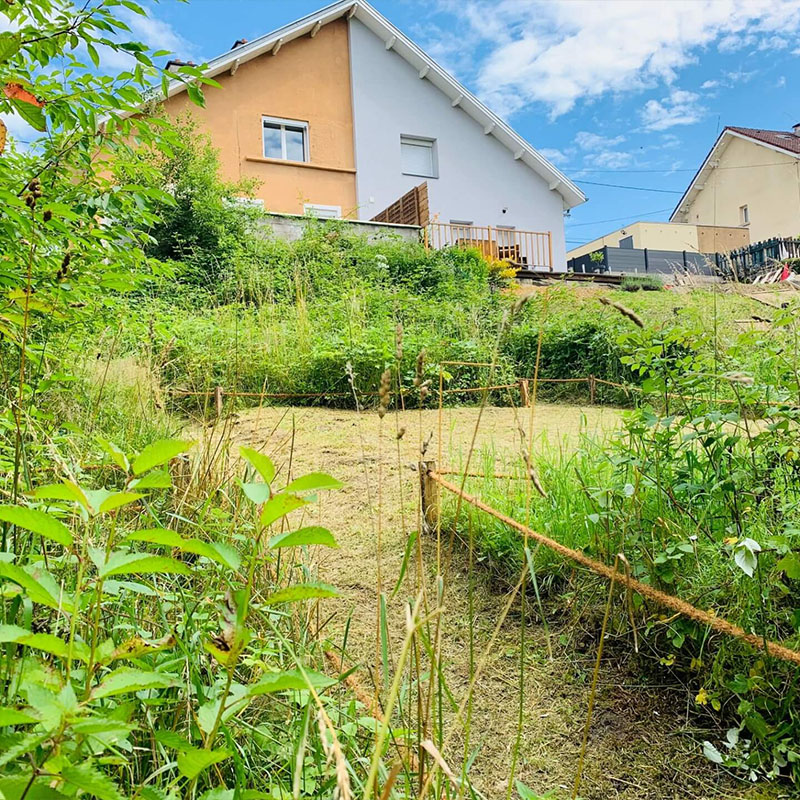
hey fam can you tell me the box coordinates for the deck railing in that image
[424,223,553,271]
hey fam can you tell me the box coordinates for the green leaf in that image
[259,493,308,528]
[268,526,338,549]
[200,790,233,800]
[0,32,21,64]
[0,775,66,799]
[776,553,800,580]
[284,472,343,493]
[86,42,100,69]
[239,481,271,505]
[154,729,194,752]
[239,446,275,484]
[391,530,417,600]
[97,439,128,471]
[131,439,193,475]
[185,84,206,109]
[0,506,72,547]
[10,99,46,133]
[99,552,191,579]
[92,668,180,699]
[0,624,88,661]
[247,669,336,696]
[129,469,171,489]
[0,562,74,612]
[264,582,339,605]
[31,482,88,510]
[0,707,38,726]
[515,781,557,800]
[177,747,231,779]
[98,492,143,514]
[734,538,761,578]
[125,529,240,570]
[61,763,125,800]
[0,731,50,768]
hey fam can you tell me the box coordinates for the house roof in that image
[670,125,800,221]
[727,126,800,155]
[159,0,586,210]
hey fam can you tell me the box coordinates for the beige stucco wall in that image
[567,221,747,259]
[162,19,357,216]
[677,135,800,242]
[696,224,750,253]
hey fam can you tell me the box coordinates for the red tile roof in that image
[726,126,800,155]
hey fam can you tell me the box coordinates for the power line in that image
[569,161,799,174]
[565,207,672,228]
[573,179,684,194]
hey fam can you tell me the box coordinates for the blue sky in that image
[11,0,800,247]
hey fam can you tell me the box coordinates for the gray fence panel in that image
[604,247,647,273]
[645,249,686,274]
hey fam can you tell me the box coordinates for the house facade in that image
[158,0,584,269]
[567,220,749,260]
[670,126,800,243]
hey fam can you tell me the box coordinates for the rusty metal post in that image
[420,460,439,534]
[214,386,224,418]
[519,378,530,408]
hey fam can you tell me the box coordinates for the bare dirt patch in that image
[219,403,762,799]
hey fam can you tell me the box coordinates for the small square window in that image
[401,135,437,178]
[740,204,749,225]
[263,116,309,162]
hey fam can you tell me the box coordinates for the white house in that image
[159,0,585,269]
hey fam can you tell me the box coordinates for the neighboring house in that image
[670,125,800,242]
[567,220,749,260]
[157,0,585,269]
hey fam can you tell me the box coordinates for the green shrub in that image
[620,274,663,292]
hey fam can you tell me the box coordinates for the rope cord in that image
[428,470,800,667]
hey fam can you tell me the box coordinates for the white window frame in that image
[262,115,309,162]
[304,203,341,219]
[400,135,438,178]
[739,204,750,225]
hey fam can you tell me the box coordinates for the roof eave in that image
[670,127,800,220]
[157,0,586,208]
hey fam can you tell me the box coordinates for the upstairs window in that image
[263,116,308,162]
[401,135,437,178]
[739,204,749,225]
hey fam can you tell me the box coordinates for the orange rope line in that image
[438,470,521,480]
[170,377,800,410]
[428,470,800,667]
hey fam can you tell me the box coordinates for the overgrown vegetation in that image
[2,1,799,797]
[443,298,800,784]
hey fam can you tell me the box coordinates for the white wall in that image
[348,18,568,268]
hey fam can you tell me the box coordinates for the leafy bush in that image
[443,303,800,783]
[620,274,663,291]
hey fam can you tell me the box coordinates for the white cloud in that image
[641,89,704,130]
[538,146,568,165]
[97,7,202,71]
[575,131,626,151]
[700,79,719,89]
[118,7,193,56]
[428,0,800,117]
[777,75,787,87]
[591,149,633,168]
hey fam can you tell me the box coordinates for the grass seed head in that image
[395,322,403,362]
[414,349,426,387]
[378,368,391,418]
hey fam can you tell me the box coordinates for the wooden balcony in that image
[424,223,553,271]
